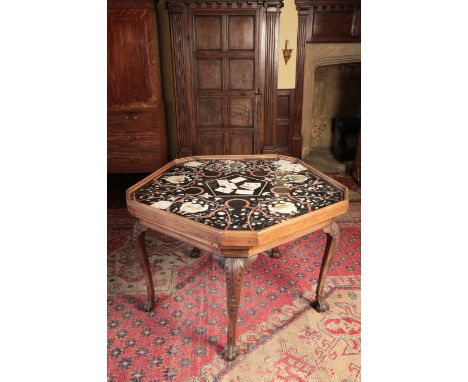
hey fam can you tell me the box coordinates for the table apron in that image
[137,215,333,258]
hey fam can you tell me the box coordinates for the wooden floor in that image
[108,173,150,209]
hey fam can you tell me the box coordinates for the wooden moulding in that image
[126,154,348,257]
[108,0,155,9]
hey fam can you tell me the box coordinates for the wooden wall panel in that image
[228,16,255,50]
[228,59,255,90]
[226,132,254,155]
[276,89,295,154]
[297,0,361,44]
[230,98,253,127]
[197,97,223,127]
[312,12,354,37]
[277,94,291,119]
[196,59,223,90]
[198,133,224,155]
[308,7,360,43]
[194,16,222,50]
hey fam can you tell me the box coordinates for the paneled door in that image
[190,11,261,155]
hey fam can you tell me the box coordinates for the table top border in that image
[125,155,349,255]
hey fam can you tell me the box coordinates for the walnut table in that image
[126,155,349,361]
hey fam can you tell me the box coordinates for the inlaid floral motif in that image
[151,201,173,210]
[130,158,344,231]
[179,202,209,214]
[164,175,186,184]
[268,201,298,214]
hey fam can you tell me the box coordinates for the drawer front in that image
[108,109,161,131]
[107,131,161,152]
[107,151,162,173]
[107,132,162,173]
[107,109,166,173]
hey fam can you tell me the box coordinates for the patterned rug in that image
[108,204,360,382]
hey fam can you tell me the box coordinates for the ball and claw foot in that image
[140,299,155,312]
[189,247,202,258]
[221,343,239,361]
[312,299,329,313]
[267,248,281,259]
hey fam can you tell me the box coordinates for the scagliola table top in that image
[125,155,349,362]
[127,155,347,232]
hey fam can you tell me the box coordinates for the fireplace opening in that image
[304,62,361,174]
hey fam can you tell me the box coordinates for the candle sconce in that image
[282,39,293,65]
[283,48,293,65]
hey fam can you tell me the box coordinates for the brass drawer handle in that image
[127,136,139,142]
[130,157,139,164]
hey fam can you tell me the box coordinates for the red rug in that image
[108,206,360,382]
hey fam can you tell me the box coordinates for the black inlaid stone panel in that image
[130,159,344,231]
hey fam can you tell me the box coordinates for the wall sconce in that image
[282,39,293,65]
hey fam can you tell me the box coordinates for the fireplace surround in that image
[302,43,360,159]
[291,0,361,159]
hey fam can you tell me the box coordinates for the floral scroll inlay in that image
[131,158,344,231]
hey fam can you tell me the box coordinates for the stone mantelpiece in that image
[301,43,360,159]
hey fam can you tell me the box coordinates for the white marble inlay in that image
[231,177,247,184]
[165,175,186,184]
[240,182,261,191]
[184,161,204,167]
[151,200,173,210]
[268,202,298,214]
[215,187,234,194]
[274,159,293,167]
[285,174,308,182]
[223,160,245,169]
[217,179,237,189]
[235,189,254,195]
[274,159,307,172]
[179,202,209,214]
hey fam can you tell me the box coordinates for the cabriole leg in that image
[267,247,281,259]
[312,222,340,313]
[133,221,155,312]
[189,246,202,258]
[213,255,257,361]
